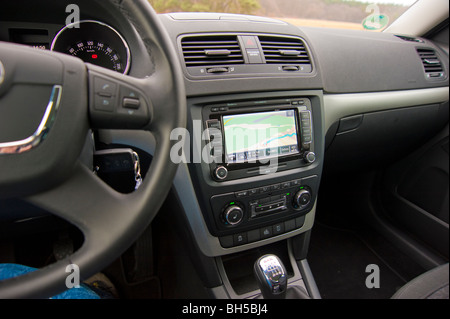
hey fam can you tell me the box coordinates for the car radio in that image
[202,98,316,182]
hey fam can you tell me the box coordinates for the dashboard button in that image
[290,179,301,186]
[235,190,248,198]
[260,226,273,239]
[260,185,270,193]
[296,216,306,228]
[248,229,261,243]
[233,233,248,246]
[214,166,228,180]
[300,111,311,120]
[284,219,296,232]
[219,236,233,248]
[206,120,221,129]
[301,119,311,127]
[273,223,285,235]
[270,183,281,191]
[281,182,291,189]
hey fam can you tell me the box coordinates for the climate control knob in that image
[293,189,312,210]
[223,205,244,226]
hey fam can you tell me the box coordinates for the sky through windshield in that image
[149,0,417,31]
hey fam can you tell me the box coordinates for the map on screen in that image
[223,110,299,163]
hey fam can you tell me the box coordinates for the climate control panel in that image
[209,175,318,246]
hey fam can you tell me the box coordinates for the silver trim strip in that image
[0,60,5,87]
[323,87,449,131]
[0,85,62,154]
[50,20,131,75]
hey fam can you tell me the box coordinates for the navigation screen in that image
[223,110,299,164]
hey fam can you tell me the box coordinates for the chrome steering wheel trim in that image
[0,85,62,155]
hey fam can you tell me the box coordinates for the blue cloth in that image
[0,263,100,299]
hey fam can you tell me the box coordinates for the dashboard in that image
[0,0,448,259]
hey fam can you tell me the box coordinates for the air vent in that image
[181,35,244,67]
[259,36,311,65]
[417,48,445,79]
[395,35,424,43]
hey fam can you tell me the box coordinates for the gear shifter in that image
[254,254,288,299]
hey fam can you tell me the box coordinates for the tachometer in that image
[51,20,131,74]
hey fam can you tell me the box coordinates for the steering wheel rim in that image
[0,0,186,298]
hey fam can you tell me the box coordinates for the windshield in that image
[149,0,417,32]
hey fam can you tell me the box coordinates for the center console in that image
[187,90,324,254]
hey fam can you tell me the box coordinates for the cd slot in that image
[247,164,287,174]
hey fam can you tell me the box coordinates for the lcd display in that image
[223,110,299,164]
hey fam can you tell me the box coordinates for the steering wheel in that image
[0,0,186,298]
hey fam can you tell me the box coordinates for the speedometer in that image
[67,40,125,73]
[51,20,131,74]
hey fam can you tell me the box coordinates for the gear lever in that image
[254,254,288,299]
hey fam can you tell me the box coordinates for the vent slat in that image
[182,45,241,50]
[263,54,309,58]
[184,55,243,59]
[259,36,311,65]
[182,41,238,45]
[417,49,444,74]
[184,50,242,55]
[184,60,245,66]
[424,66,444,72]
[184,55,244,59]
[259,41,305,46]
[181,36,244,68]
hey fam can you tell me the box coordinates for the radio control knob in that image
[223,205,244,226]
[214,166,228,180]
[304,152,316,164]
[293,189,312,209]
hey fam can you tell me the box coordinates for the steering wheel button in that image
[94,95,115,112]
[123,97,140,109]
[94,77,117,96]
[120,85,141,99]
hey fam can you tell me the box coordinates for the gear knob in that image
[254,254,288,299]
